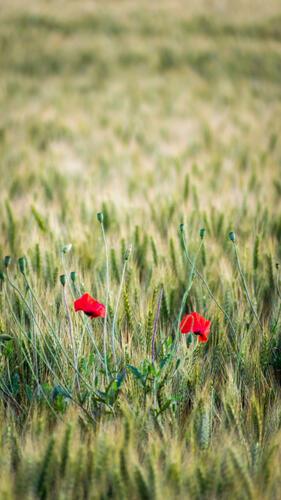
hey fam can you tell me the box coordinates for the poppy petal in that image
[198,333,208,342]
[180,312,211,341]
[180,314,194,333]
[190,312,203,332]
[74,294,105,318]
[204,320,211,336]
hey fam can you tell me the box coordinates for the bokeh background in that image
[1,0,281,249]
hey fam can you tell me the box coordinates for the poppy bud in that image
[60,274,66,286]
[18,257,26,274]
[276,262,279,270]
[179,223,184,232]
[0,272,5,281]
[200,228,206,239]
[4,256,11,268]
[62,244,72,254]
[70,271,76,282]
[124,245,132,261]
[229,231,236,242]
[246,322,250,330]
[97,212,103,223]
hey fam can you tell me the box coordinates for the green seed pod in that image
[4,256,11,268]
[200,228,206,239]
[229,231,236,242]
[60,274,66,286]
[70,271,76,282]
[18,257,26,274]
[179,223,184,232]
[124,245,132,261]
[62,244,72,254]
[97,212,103,223]
[0,272,5,281]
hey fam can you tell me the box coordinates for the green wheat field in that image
[0,0,281,498]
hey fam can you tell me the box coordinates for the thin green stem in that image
[61,255,101,377]
[29,289,40,396]
[3,285,58,416]
[210,387,214,439]
[62,284,81,396]
[151,286,163,367]
[6,284,63,386]
[276,266,281,299]
[100,221,110,381]
[66,277,105,368]
[166,337,198,394]
[6,273,69,386]
[272,267,281,330]
[111,257,128,368]
[83,318,105,368]
[5,277,108,418]
[273,303,281,331]
[23,274,55,332]
[166,237,203,370]
[181,232,236,338]
[61,252,76,301]
[233,242,263,331]
[10,273,99,396]
[8,280,104,406]
[22,273,84,380]
[234,325,250,384]
[176,238,203,340]
[76,323,88,359]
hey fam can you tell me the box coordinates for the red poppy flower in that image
[74,293,105,319]
[180,312,211,342]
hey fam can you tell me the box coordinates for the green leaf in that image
[77,390,89,405]
[52,385,70,401]
[117,371,126,388]
[175,359,181,371]
[128,365,144,383]
[160,356,169,370]
[105,379,116,395]
[157,399,171,416]
[97,390,106,399]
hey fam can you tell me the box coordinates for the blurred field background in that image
[0,0,281,498]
